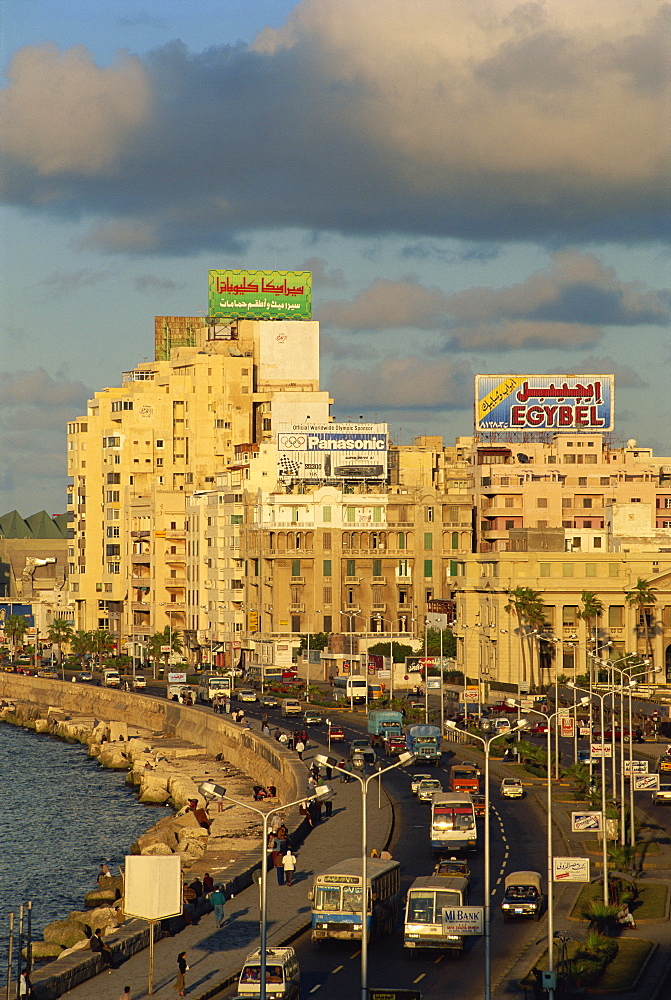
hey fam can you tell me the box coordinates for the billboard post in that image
[475,375,614,432]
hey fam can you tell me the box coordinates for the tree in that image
[504,587,547,691]
[578,591,605,682]
[71,630,95,668]
[625,578,657,664]
[425,628,457,658]
[3,614,28,664]
[150,625,183,671]
[89,629,116,668]
[297,632,330,653]
[367,641,414,663]
[46,619,74,666]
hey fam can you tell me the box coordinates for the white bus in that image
[197,671,234,704]
[404,875,470,951]
[430,792,477,855]
[309,857,401,942]
[331,675,368,704]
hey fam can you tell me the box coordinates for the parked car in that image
[328,725,346,742]
[500,777,524,799]
[411,773,433,795]
[417,778,443,801]
[527,721,548,735]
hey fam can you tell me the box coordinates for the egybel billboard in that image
[208,269,312,320]
[277,423,388,480]
[475,375,614,432]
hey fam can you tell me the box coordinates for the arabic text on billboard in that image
[277,423,388,481]
[208,270,312,320]
[475,375,614,432]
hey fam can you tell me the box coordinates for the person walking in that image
[118,989,131,1000]
[295,739,305,760]
[209,885,226,928]
[174,951,188,996]
[282,849,297,886]
[274,846,286,885]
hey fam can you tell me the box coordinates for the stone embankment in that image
[0,676,304,999]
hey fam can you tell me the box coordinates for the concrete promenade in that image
[57,745,395,1000]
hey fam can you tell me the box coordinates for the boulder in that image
[140,841,173,856]
[138,784,171,805]
[31,940,64,960]
[98,745,131,770]
[42,916,89,950]
[84,877,123,908]
[130,808,203,854]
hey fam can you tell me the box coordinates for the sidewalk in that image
[58,747,394,1000]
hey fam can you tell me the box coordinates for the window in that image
[346,507,356,523]
[372,559,382,577]
[563,563,575,577]
[451,531,459,550]
[291,559,301,577]
[398,559,410,576]
[398,588,408,604]
[323,559,332,577]
[231,514,243,524]
[373,507,382,523]
[562,606,578,626]
[579,477,588,487]
[540,563,550,577]
[424,559,433,578]
[322,506,332,523]
[608,606,624,627]
[322,532,331,550]
[583,498,593,508]
[106,473,121,484]
[291,615,301,633]
[425,507,434,522]
[398,532,405,550]
[562,497,571,508]
[631,497,641,503]
[105,490,120,503]
[111,400,133,411]
[323,587,332,604]
[504,496,514,508]
[537,497,548,508]
[156,439,164,448]
[593,537,602,548]
[424,532,433,550]
[505,520,515,529]
[346,560,356,577]
[106,526,120,538]
[600,477,610,486]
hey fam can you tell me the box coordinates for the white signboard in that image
[590,743,613,758]
[277,422,388,481]
[463,688,480,703]
[124,855,182,920]
[441,905,484,936]
[553,857,590,882]
[427,678,441,690]
[624,759,649,775]
[634,774,659,791]
[168,671,187,685]
[558,708,571,718]
[572,811,603,832]
[579,726,591,737]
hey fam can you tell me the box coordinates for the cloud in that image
[576,356,647,387]
[301,257,347,290]
[319,334,377,360]
[0,370,92,515]
[1,1,668,251]
[328,357,473,410]
[133,274,186,293]
[316,251,669,351]
[36,269,111,295]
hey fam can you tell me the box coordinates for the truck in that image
[406,724,442,765]
[448,763,480,795]
[367,710,404,748]
[102,667,121,688]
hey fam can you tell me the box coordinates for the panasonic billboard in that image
[277,423,388,480]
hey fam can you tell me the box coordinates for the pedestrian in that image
[300,729,309,747]
[18,970,34,997]
[174,951,188,996]
[225,697,231,714]
[89,928,113,971]
[238,709,245,724]
[203,872,214,894]
[339,760,347,782]
[278,731,288,745]
[295,739,305,760]
[287,734,295,751]
[209,885,226,928]
[282,849,297,886]
[307,773,317,793]
[324,797,333,818]
[274,846,285,885]
[118,989,131,1000]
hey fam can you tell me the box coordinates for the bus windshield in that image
[407,889,462,923]
[315,886,342,911]
[342,886,363,911]
[433,807,474,831]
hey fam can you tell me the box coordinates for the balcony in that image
[132,552,151,563]
[608,627,626,639]
[344,576,362,585]
[290,603,305,612]
[288,576,305,585]
[372,602,387,611]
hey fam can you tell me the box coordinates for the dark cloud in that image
[36,269,111,295]
[328,357,473,411]
[133,274,187,292]
[1,1,668,253]
[302,257,347,290]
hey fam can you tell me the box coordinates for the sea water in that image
[0,723,157,977]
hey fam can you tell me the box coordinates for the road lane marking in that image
[332,966,344,973]
[413,973,426,984]
[350,949,361,958]
[309,987,322,993]
[434,954,444,964]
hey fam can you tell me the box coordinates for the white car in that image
[417,779,443,802]
[411,773,433,795]
[238,689,258,703]
[500,777,524,799]
[132,674,147,689]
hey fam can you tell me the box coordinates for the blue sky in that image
[1,0,669,515]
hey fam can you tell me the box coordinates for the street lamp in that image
[305,610,322,704]
[314,751,416,1000]
[444,719,527,1000]
[198,781,333,1000]
[374,614,395,702]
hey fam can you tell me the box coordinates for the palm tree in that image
[625,578,657,665]
[71,630,95,669]
[46,618,74,670]
[90,629,116,669]
[578,591,605,684]
[504,587,546,691]
[147,626,183,676]
[3,614,28,665]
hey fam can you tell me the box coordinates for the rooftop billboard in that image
[475,375,614,433]
[277,423,388,480]
[208,269,312,320]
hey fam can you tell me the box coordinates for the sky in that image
[1,0,669,516]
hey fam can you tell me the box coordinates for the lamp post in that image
[568,682,612,905]
[374,615,395,702]
[445,719,527,1000]
[198,781,333,1000]
[314,751,416,1000]
[305,610,322,704]
[516,697,589,1000]
[339,609,364,711]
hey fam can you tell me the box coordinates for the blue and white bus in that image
[197,671,234,704]
[309,857,401,942]
[245,664,283,687]
[331,675,368,704]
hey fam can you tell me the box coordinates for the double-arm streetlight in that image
[373,614,395,702]
[198,781,333,1000]
[445,718,527,1000]
[314,751,415,1000]
[305,609,322,703]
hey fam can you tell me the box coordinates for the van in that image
[236,947,300,1000]
[281,699,302,718]
[501,871,543,920]
[102,668,121,688]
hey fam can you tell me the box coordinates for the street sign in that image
[521,698,534,710]
[441,906,484,936]
[579,726,591,737]
[370,991,422,1000]
[572,811,603,832]
[558,708,571,718]
[427,678,441,690]
[634,774,659,791]
[553,857,590,882]
[624,759,649,775]
[560,717,575,739]
[463,687,480,703]
[590,743,613,758]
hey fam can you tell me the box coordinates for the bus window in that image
[407,892,434,923]
[315,886,341,911]
[342,886,362,911]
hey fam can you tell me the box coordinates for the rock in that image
[98,745,131,770]
[131,807,203,854]
[31,940,64,960]
[109,721,128,742]
[138,785,171,805]
[84,877,123,907]
[42,916,89,949]
[140,841,173,856]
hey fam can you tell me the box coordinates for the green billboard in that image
[208,269,312,320]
